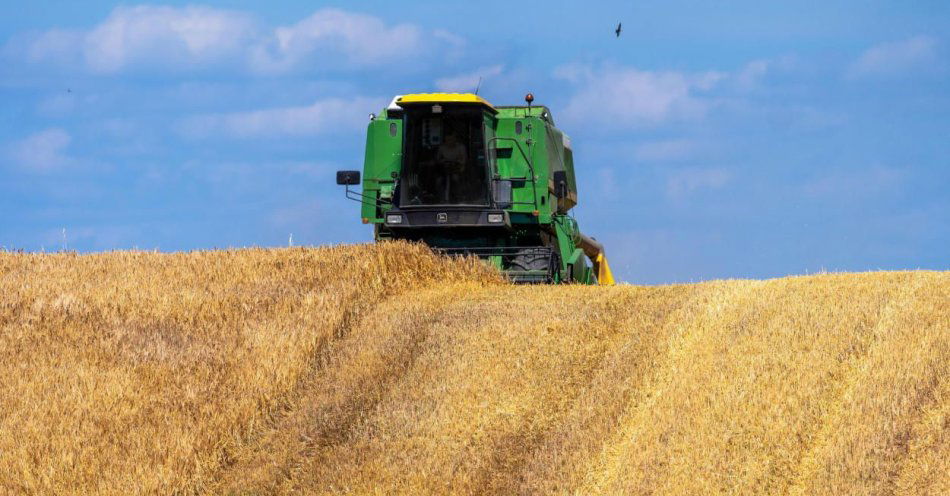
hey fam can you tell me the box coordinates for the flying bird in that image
[615,22,622,37]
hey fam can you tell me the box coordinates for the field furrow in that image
[0,244,946,495]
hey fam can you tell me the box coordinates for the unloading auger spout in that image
[578,234,615,285]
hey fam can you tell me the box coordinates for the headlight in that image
[386,214,403,224]
[487,213,504,223]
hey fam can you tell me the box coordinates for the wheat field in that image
[0,243,946,495]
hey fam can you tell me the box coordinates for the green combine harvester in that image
[337,92,614,285]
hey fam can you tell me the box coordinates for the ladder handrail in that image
[488,136,540,212]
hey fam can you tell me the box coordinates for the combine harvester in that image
[337,93,613,285]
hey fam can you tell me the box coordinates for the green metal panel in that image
[360,116,402,221]
[491,116,541,216]
[491,107,578,220]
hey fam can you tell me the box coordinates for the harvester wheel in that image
[509,249,559,283]
[509,251,550,272]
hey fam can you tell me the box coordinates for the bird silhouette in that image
[615,22,622,37]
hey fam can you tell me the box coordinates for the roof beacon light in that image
[525,93,534,107]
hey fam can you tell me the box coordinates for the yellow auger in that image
[579,234,615,285]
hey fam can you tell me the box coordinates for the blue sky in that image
[1,1,947,284]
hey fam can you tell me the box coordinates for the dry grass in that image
[0,243,946,495]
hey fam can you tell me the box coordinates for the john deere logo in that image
[437,213,448,223]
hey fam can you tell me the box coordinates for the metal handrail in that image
[488,137,539,211]
[344,184,391,209]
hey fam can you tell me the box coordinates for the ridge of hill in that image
[0,244,946,494]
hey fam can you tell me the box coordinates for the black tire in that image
[509,249,559,284]
[508,251,550,272]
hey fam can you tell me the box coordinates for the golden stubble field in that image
[0,243,947,495]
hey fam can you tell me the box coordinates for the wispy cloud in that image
[435,65,504,92]
[249,9,430,73]
[666,167,731,201]
[19,5,255,73]
[803,166,905,199]
[6,128,73,171]
[9,6,457,75]
[848,36,939,78]
[86,5,255,73]
[733,60,770,91]
[555,63,726,128]
[553,55,815,131]
[178,97,385,139]
[634,139,699,162]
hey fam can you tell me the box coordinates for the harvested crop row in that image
[0,244,946,495]
[0,244,498,494]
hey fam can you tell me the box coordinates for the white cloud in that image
[22,29,84,66]
[730,55,801,91]
[249,9,424,73]
[7,128,73,171]
[435,65,504,92]
[12,6,447,75]
[734,60,770,90]
[179,97,385,139]
[666,167,730,200]
[555,63,726,128]
[849,36,938,77]
[555,56,811,129]
[20,5,256,73]
[432,29,466,49]
[84,5,256,73]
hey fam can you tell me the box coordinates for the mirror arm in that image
[344,184,391,208]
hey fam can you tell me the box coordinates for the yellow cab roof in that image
[396,93,497,113]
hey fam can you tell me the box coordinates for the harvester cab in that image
[337,93,614,285]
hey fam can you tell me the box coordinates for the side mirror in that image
[336,170,361,185]
[553,170,568,198]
